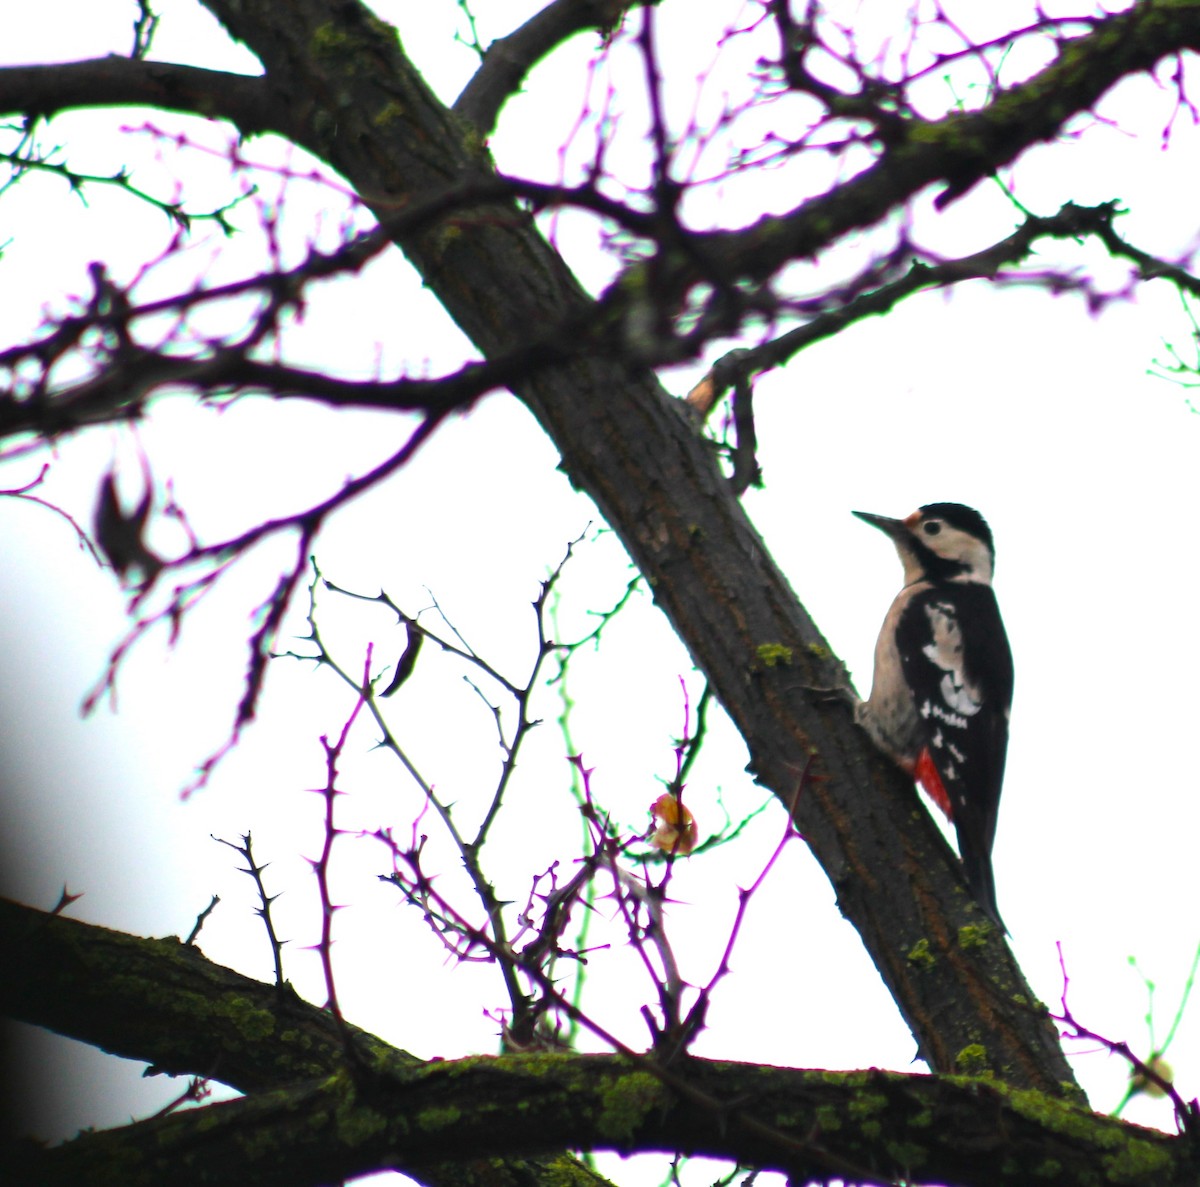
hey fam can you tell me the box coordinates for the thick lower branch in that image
[0,897,611,1187]
[0,895,377,1093]
[5,900,1191,1186]
[15,1049,1192,1187]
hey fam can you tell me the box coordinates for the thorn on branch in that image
[49,885,84,916]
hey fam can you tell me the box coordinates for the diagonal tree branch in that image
[702,1,1200,275]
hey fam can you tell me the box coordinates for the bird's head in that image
[853,502,995,586]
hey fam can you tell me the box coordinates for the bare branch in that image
[0,58,281,135]
[455,0,648,135]
[212,833,288,988]
[682,7,1200,297]
[689,200,1193,415]
[1054,942,1200,1139]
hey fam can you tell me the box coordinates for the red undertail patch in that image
[914,747,952,820]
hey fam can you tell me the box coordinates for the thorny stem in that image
[213,832,288,989]
[369,775,875,1183]
[0,140,247,230]
[310,644,372,1044]
[290,561,532,1030]
[277,537,849,1167]
[549,593,597,1050]
[1109,942,1200,1121]
[282,534,806,1066]
[311,530,630,1041]
[468,556,566,849]
[687,201,1200,422]
[1154,942,1200,1074]
[688,759,810,1038]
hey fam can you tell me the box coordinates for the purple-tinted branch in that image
[310,647,372,1047]
[1054,942,1200,1138]
[691,6,1200,280]
[688,200,1188,417]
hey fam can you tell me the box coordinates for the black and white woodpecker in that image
[853,503,1013,931]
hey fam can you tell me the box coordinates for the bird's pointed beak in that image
[852,510,906,539]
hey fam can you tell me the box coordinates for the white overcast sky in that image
[3,0,1200,1176]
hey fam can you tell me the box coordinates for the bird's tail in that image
[959,840,1007,934]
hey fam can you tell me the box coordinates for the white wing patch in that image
[921,600,982,718]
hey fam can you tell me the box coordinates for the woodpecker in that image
[854,503,1013,930]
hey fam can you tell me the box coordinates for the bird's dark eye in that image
[923,521,942,536]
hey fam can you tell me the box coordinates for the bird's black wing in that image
[895,582,1014,927]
